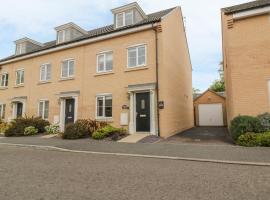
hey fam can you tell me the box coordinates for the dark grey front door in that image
[65,99,75,125]
[16,102,23,118]
[136,92,150,132]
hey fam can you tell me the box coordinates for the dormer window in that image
[116,10,134,28]
[112,2,147,29]
[14,38,44,55]
[55,23,88,44]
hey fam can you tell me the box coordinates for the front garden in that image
[0,116,128,141]
[230,113,270,147]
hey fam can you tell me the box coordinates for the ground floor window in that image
[0,104,6,120]
[38,100,49,120]
[96,95,112,119]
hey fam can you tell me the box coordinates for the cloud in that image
[0,0,248,90]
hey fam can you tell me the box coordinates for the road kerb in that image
[0,142,270,167]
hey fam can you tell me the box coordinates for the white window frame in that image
[0,73,8,87]
[61,59,75,79]
[96,94,112,120]
[57,30,66,44]
[38,100,49,120]
[40,63,51,82]
[0,104,6,120]
[127,44,147,68]
[15,69,24,85]
[116,10,134,28]
[16,43,24,55]
[96,51,113,73]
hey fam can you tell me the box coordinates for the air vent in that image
[227,19,234,29]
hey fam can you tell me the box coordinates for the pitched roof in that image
[193,89,226,101]
[0,7,175,63]
[223,0,270,14]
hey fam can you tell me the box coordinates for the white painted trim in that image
[61,59,75,79]
[0,73,8,88]
[96,51,113,73]
[0,24,157,65]
[55,22,88,35]
[127,44,147,68]
[15,68,24,86]
[129,90,157,135]
[111,2,147,19]
[40,63,51,82]
[233,6,270,20]
[116,10,134,28]
[95,94,113,120]
[37,100,49,120]
[14,37,44,47]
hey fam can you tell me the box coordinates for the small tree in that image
[210,62,225,92]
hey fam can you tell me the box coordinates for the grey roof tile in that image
[0,7,175,63]
[223,0,270,14]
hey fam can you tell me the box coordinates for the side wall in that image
[222,12,270,124]
[158,7,194,138]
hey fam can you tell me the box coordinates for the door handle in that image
[140,114,147,117]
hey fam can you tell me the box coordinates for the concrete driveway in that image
[165,127,233,145]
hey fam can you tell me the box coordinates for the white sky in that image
[0,0,249,91]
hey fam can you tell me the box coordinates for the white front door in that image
[198,104,224,126]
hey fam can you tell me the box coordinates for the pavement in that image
[0,136,270,164]
[0,145,269,200]
[164,127,233,145]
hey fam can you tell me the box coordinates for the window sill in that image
[95,118,113,122]
[59,77,75,82]
[94,72,114,77]
[0,87,8,90]
[38,81,52,85]
[125,66,149,72]
[14,84,24,88]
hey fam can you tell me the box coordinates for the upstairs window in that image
[0,73,9,87]
[128,45,146,68]
[116,10,134,28]
[96,95,112,119]
[16,69,24,85]
[38,100,49,120]
[97,52,113,73]
[40,64,52,82]
[0,104,6,120]
[16,43,24,55]
[61,59,74,78]
[57,30,66,44]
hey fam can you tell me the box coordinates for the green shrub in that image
[92,125,126,140]
[24,126,38,136]
[257,132,270,147]
[258,113,270,132]
[4,116,49,137]
[0,120,8,133]
[45,124,60,135]
[236,133,260,147]
[230,116,264,140]
[62,121,90,140]
[76,119,107,135]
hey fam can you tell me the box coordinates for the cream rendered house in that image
[0,2,194,138]
[222,0,270,124]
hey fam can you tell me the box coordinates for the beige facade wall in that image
[0,7,193,138]
[158,7,194,137]
[193,90,227,126]
[222,12,270,124]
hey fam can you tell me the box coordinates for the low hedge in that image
[237,132,270,147]
[62,119,108,140]
[4,116,50,137]
[92,125,126,140]
[230,115,264,140]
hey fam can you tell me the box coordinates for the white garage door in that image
[198,104,224,126]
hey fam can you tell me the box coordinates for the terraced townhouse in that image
[222,0,270,124]
[0,2,193,138]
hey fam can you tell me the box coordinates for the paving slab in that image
[118,134,149,143]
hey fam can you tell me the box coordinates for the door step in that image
[118,134,149,143]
